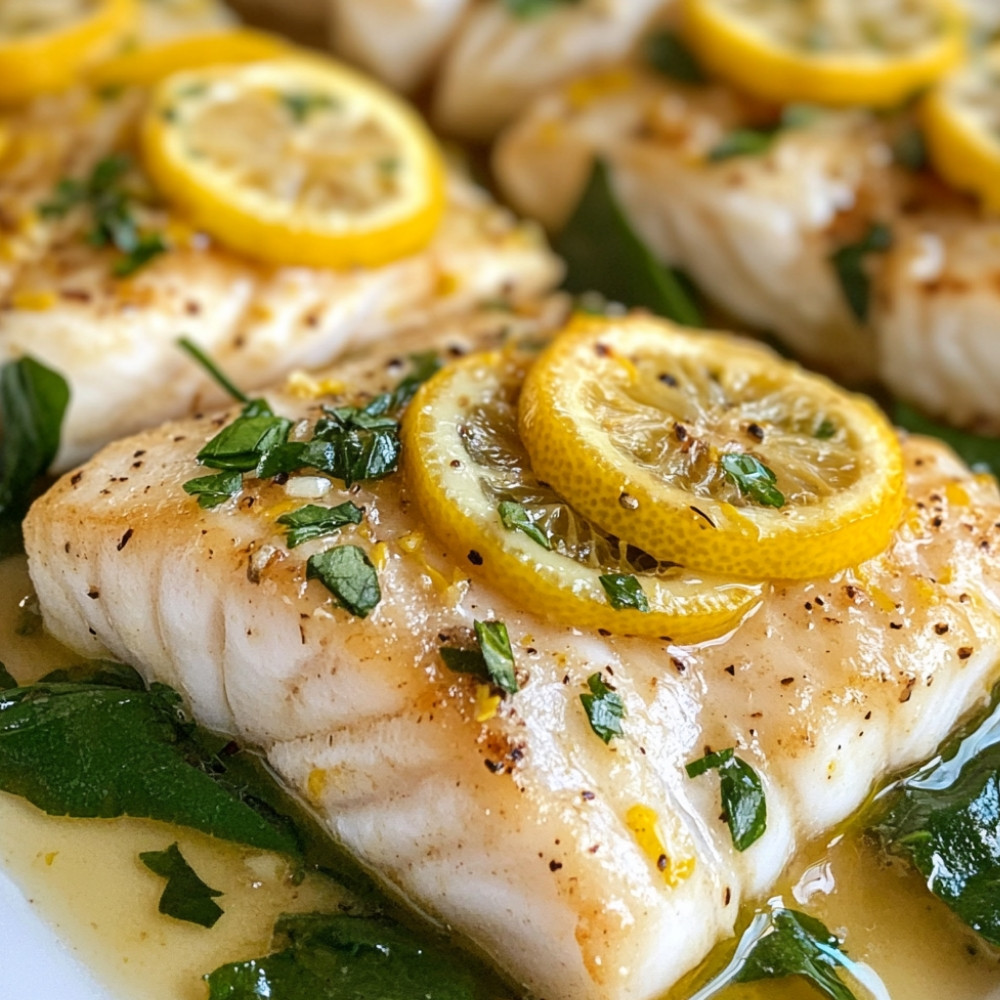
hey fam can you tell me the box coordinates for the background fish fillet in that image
[23,308,1000,1000]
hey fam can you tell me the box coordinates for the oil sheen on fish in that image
[23,309,1000,1000]
[0,86,561,470]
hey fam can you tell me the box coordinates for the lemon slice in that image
[402,347,763,641]
[518,314,905,581]
[924,46,1000,213]
[89,27,289,89]
[0,0,136,104]
[140,55,446,268]
[682,0,965,107]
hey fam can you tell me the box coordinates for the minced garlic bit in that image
[626,804,695,887]
[283,370,346,399]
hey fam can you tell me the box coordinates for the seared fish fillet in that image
[329,0,671,139]
[0,88,560,470]
[496,67,1000,428]
[24,308,1000,1000]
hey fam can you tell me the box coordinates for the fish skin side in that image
[23,311,1000,1000]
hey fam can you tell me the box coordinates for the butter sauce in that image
[1,554,998,999]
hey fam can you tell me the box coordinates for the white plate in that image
[0,868,112,1000]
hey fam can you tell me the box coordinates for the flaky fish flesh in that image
[0,87,561,470]
[24,308,1000,1000]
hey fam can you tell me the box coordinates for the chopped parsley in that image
[498,500,551,549]
[721,453,785,508]
[195,400,293,472]
[686,747,766,851]
[39,154,167,278]
[892,126,927,172]
[306,545,382,618]
[0,355,70,555]
[645,30,706,84]
[281,92,337,123]
[277,501,364,548]
[182,470,243,509]
[140,843,224,928]
[707,105,823,162]
[439,620,519,695]
[502,0,582,17]
[580,672,625,744]
[178,337,251,404]
[829,222,893,323]
[599,573,650,613]
[814,417,837,441]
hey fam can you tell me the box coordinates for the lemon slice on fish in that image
[140,55,446,268]
[402,347,763,641]
[0,0,137,104]
[518,314,905,581]
[924,46,1000,213]
[681,0,964,107]
[89,27,289,88]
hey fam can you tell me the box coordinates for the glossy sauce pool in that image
[1,555,998,1000]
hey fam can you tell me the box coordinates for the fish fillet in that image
[23,308,1000,1000]
[0,86,561,470]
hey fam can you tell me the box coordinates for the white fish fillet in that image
[327,0,671,139]
[0,88,561,470]
[137,0,236,42]
[496,67,1000,425]
[24,309,1000,1000]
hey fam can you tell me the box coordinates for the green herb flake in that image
[0,663,17,690]
[196,401,292,472]
[39,154,168,278]
[599,573,650,613]
[502,0,582,17]
[281,91,336,122]
[892,126,927,171]
[556,158,703,326]
[205,912,481,1000]
[140,842,224,928]
[686,747,766,851]
[0,356,70,555]
[309,401,401,486]
[183,471,243,508]
[735,908,860,1000]
[721,452,785,508]
[277,501,364,548]
[829,222,893,323]
[474,620,518,695]
[498,501,551,549]
[708,105,822,162]
[439,647,491,677]
[307,545,381,618]
[580,672,625,744]
[388,351,441,411]
[814,417,837,440]
[645,30,705,83]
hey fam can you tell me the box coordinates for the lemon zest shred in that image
[306,767,328,802]
[371,541,389,572]
[625,804,695,887]
[474,684,501,723]
[11,289,56,311]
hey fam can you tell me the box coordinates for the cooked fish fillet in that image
[495,70,899,381]
[138,0,236,41]
[0,88,561,470]
[328,0,670,139]
[24,309,1000,1000]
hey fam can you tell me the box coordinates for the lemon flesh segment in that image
[88,27,290,88]
[682,0,965,108]
[402,349,763,643]
[0,0,137,104]
[924,47,1000,213]
[140,56,446,269]
[518,315,905,581]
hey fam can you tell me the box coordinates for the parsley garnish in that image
[140,843,224,928]
[502,0,582,17]
[686,747,766,851]
[707,105,823,162]
[39,154,167,278]
[0,356,69,555]
[196,400,292,472]
[439,620,518,695]
[388,351,441,410]
[829,222,893,323]
[892,126,927,172]
[721,453,785,508]
[178,337,250,404]
[580,672,625,744]
[277,502,364,548]
[645,30,705,84]
[182,471,243,509]
[281,92,336,122]
[814,417,837,441]
[599,573,650,612]
[498,501,550,549]
[306,545,381,618]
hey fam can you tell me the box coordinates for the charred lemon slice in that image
[141,55,446,268]
[518,314,905,581]
[89,27,289,88]
[924,46,1000,213]
[682,0,964,108]
[402,347,763,641]
[0,0,136,104]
